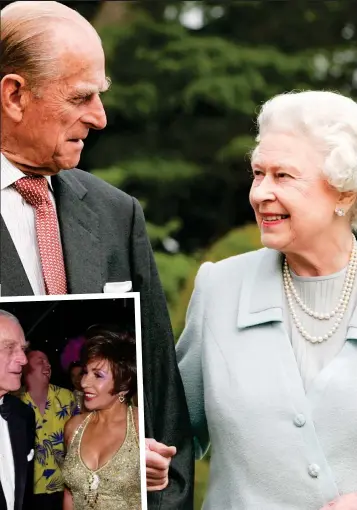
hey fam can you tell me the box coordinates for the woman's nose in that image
[251,176,276,203]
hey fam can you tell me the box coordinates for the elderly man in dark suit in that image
[0,2,193,509]
[0,310,35,510]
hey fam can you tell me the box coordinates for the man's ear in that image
[1,73,28,122]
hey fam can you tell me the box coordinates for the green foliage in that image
[154,252,199,321]
[203,223,262,263]
[80,0,356,259]
[194,459,210,510]
[172,224,262,338]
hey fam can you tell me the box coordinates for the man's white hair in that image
[254,90,357,228]
[0,309,21,326]
[0,1,100,92]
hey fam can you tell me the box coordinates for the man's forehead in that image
[0,316,24,336]
[29,351,48,360]
[0,337,28,349]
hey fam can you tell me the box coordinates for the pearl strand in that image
[284,240,357,319]
[283,237,357,343]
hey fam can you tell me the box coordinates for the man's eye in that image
[71,96,91,104]
[277,172,290,178]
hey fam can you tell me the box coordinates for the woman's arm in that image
[176,262,213,459]
[63,487,74,510]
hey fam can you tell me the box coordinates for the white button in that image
[293,414,306,427]
[308,464,320,478]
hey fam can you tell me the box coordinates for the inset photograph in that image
[0,293,145,510]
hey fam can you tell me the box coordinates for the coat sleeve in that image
[129,197,194,510]
[176,262,212,460]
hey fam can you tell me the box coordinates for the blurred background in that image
[2,0,356,506]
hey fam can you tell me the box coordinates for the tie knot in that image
[13,176,49,207]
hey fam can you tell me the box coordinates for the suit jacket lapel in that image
[52,171,103,294]
[6,398,26,510]
[0,216,33,296]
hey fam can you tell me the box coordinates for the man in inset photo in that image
[0,310,35,510]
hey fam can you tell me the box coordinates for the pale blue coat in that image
[176,248,357,510]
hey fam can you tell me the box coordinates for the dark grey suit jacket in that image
[0,169,194,509]
[0,395,35,510]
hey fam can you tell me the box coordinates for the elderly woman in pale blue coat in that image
[175,91,357,510]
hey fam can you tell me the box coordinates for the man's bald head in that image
[1,1,101,91]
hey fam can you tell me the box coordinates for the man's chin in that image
[56,151,82,171]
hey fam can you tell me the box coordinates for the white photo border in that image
[0,291,147,510]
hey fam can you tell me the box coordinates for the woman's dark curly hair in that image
[80,325,137,403]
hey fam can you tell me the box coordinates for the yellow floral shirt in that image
[19,384,78,494]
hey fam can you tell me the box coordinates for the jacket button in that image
[293,413,306,427]
[308,464,320,478]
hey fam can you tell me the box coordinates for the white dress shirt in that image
[1,153,62,295]
[0,397,15,510]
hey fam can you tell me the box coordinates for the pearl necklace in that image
[283,237,357,343]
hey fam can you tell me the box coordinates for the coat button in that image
[293,413,306,427]
[308,464,320,478]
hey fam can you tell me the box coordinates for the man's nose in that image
[83,96,107,130]
[18,350,28,365]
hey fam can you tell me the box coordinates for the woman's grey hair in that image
[0,1,100,94]
[0,309,21,326]
[253,90,357,228]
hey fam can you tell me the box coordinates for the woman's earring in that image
[335,207,345,217]
[118,394,125,403]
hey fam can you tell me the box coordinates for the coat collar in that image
[236,247,357,341]
[52,170,103,294]
[237,248,284,329]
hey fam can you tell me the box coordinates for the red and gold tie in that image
[13,176,67,295]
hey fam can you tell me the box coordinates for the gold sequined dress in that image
[62,406,141,510]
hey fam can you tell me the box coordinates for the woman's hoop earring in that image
[118,394,125,403]
[335,207,345,217]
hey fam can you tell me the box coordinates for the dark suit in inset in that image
[0,395,35,510]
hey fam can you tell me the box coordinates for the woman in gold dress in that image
[62,326,141,510]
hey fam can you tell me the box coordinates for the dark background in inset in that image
[0,297,135,387]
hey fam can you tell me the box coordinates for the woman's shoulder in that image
[64,412,90,445]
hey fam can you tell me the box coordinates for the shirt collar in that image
[0,396,4,405]
[1,153,53,191]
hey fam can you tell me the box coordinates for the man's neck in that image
[1,149,58,177]
[27,383,49,402]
